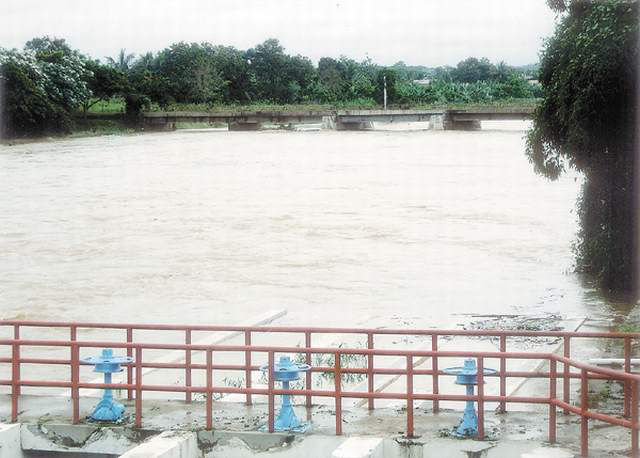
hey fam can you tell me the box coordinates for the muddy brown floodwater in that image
[0,122,631,330]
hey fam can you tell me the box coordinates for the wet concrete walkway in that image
[1,394,633,457]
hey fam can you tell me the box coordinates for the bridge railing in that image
[0,321,637,457]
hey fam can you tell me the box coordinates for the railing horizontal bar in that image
[553,399,632,427]
[2,320,639,339]
[0,339,553,358]
[0,357,620,383]
[2,340,638,382]
[0,357,71,365]
[554,356,640,380]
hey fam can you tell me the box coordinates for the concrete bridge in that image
[141,107,534,131]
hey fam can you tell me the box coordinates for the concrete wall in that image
[20,424,156,456]
[0,424,24,458]
[120,431,198,458]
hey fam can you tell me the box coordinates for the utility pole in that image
[383,75,387,111]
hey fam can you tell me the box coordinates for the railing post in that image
[432,334,439,413]
[13,325,20,397]
[185,329,192,404]
[71,338,79,424]
[245,330,252,406]
[367,332,374,411]
[498,335,506,413]
[70,326,78,423]
[549,358,556,444]
[305,332,312,410]
[335,351,343,435]
[632,379,638,457]
[580,368,588,457]
[206,349,212,430]
[625,337,631,418]
[406,355,414,438]
[135,347,142,428]
[477,357,484,440]
[563,336,570,414]
[268,351,275,433]
[126,328,133,400]
[11,334,19,423]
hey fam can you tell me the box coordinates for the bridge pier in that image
[144,122,176,132]
[429,115,444,130]
[228,121,262,131]
[442,111,482,131]
[335,120,374,131]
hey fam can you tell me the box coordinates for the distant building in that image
[412,78,431,86]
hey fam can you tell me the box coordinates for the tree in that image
[207,45,253,103]
[106,49,136,72]
[526,0,638,296]
[0,48,68,137]
[451,57,497,83]
[83,60,128,113]
[130,52,156,73]
[154,42,224,104]
[315,57,347,102]
[25,36,75,56]
[1,37,93,138]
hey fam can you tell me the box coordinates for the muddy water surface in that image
[0,124,621,330]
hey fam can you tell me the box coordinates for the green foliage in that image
[3,34,542,137]
[394,76,533,106]
[84,60,128,112]
[106,49,136,73]
[154,42,225,104]
[0,37,93,137]
[451,57,498,83]
[527,0,638,295]
[0,49,68,136]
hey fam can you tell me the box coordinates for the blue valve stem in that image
[103,372,113,403]
[281,380,291,410]
[465,384,475,418]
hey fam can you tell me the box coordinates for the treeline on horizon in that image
[0,36,540,137]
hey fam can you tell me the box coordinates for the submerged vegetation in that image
[1,36,539,138]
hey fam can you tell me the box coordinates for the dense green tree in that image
[23,37,93,113]
[451,57,497,83]
[0,48,68,136]
[155,42,224,103]
[25,36,75,56]
[208,45,252,103]
[527,0,638,296]
[315,57,348,101]
[1,37,93,137]
[245,39,290,102]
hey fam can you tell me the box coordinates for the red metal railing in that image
[0,320,638,457]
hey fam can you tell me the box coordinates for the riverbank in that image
[0,100,539,144]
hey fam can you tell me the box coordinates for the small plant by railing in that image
[294,342,368,386]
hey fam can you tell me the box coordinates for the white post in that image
[383,75,387,111]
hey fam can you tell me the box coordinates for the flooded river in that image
[0,123,626,330]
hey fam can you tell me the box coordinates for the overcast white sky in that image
[1,0,558,67]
